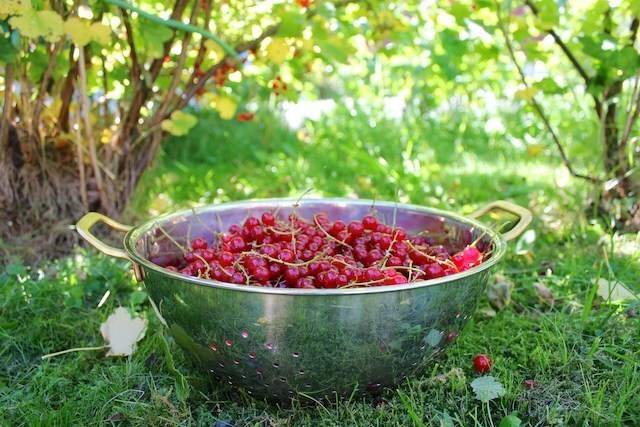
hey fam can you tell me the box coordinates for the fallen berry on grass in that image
[473,354,492,373]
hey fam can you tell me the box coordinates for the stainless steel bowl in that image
[77,198,531,403]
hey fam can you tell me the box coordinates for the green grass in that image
[2,104,639,426]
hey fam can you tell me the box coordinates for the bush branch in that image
[498,3,601,184]
[103,0,237,58]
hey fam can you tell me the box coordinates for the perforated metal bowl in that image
[77,198,531,403]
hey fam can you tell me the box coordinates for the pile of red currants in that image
[157,211,485,289]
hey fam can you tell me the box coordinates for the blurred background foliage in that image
[1,0,639,262]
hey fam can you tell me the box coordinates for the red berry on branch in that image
[237,112,255,122]
[296,0,313,8]
[193,66,205,79]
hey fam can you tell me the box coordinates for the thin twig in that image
[41,345,110,360]
[620,17,640,148]
[120,9,142,96]
[74,106,89,211]
[103,0,237,58]
[497,2,601,184]
[193,0,214,68]
[155,221,188,254]
[175,23,281,112]
[0,63,13,148]
[32,41,63,139]
[524,1,592,88]
[154,0,199,124]
[620,71,640,147]
[78,46,109,211]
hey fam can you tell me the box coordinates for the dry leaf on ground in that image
[423,368,464,385]
[594,278,637,303]
[533,281,555,304]
[100,307,148,356]
[487,274,515,310]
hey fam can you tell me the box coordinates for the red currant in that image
[473,354,492,373]
[191,237,207,250]
[163,208,486,289]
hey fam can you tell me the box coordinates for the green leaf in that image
[448,2,471,24]
[315,38,352,63]
[278,10,305,37]
[434,410,455,427]
[581,0,609,33]
[611,46,640,78]
[141,21,173,58]
[0,37,18,63]
[622,0,640,18]
[129,290,148,306]
[471,375,505,402]
[578,34,609,61]
[534,77,565,95]
[161,111,198,136]
[163,329,191,401]
[5,262,26,276]
[499,412,523,427]
[531,0,559,30]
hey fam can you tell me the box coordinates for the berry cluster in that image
[213,63,238,86]
[295,0,313,8]
[159,211,485,289]
[270,75,288,96]
[236,112,255,122]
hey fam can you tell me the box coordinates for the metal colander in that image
[77,198,531,403]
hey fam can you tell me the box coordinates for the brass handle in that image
[469,200,533,242]
[76,212,144,281]
[76,212,132,259]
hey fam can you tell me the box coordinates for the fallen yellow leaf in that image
[595,278,637,303]
[100,307,148,356]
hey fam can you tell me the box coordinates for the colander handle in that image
[76,212,144,281]
[469,200,532,242]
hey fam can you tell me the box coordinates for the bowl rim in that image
[123,197,507,295]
